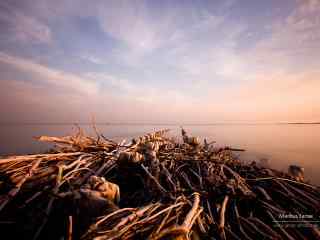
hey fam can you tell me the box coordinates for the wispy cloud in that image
[80,55,106,65]
[0,52,201,123]
[247,0,320,74]
[0,52,97,95]
[0,0,320,123]
[0,1,52,44]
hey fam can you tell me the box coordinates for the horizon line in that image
[0,122,320,126]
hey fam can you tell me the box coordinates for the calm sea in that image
[0,124,319,184]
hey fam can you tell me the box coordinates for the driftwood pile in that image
[0,128,319,240]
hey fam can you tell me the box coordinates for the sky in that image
[0,0,320,124]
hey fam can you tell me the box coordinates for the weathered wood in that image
[0,127,318,240]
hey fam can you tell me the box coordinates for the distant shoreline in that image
[0,122,320,126]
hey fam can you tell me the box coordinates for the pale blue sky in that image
[0,0,320,123]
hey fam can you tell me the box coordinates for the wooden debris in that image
[0,127,319,239]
